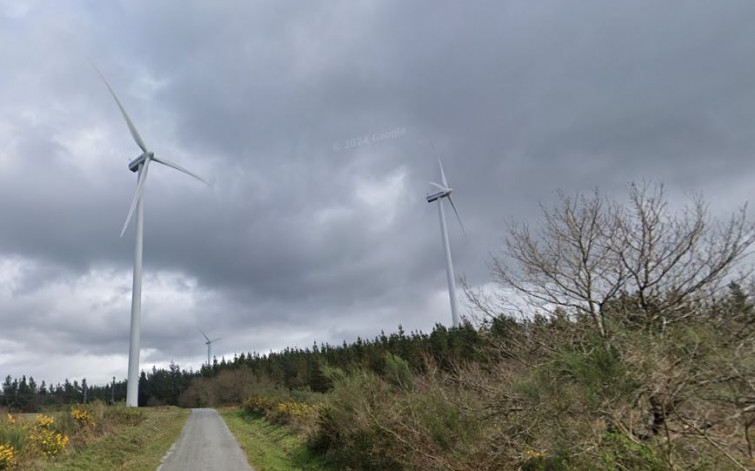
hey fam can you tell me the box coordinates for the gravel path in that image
[157,408,254,471]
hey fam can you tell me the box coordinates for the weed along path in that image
[157,408,254,471]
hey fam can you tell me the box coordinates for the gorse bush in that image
[26,414,69,458]
[243,395,275,416]
[308,369,403,470]
[243,387,323,435]
[0,444,16,470]
[383,352,413,389]
[71,406,95,429]
[61,401,112,447]
[243,394,318,423]
[272,401,318,424]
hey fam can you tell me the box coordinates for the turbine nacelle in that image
[426,163,465,235]
[198,328,221,346]
[426,181,452,203]
[128,152,153,172]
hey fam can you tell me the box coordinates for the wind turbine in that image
[426,158,464,328]
[96,69,210,407]
[198,328,222,367]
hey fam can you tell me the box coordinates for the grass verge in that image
[220,409,333,471]
[26,407,189,471]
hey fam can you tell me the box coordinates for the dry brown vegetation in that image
[303,303,751,470]
[307,183,754,470]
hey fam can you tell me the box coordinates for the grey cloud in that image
[1,1,755,384]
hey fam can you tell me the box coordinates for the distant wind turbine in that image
[96,68,210,408]
[198,328,222,367]
[426,158,465,328]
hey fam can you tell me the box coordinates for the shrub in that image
[384,353,413,390]
[103,402,144,426]
[243,391,321,434]
[596,431,666,471]
[309,366,482,470]
[270,401,318,425]
[243,395,275,416]
[26,415,69,458]
[71,406,95,429]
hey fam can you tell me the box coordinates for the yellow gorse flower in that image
[27,415,68,457]
[244,394,319,425]
[71,407,95,428]
[275,401,317,419]
[34,414,54,429]
[0,443,17,470]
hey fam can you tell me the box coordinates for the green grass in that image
[26,407,189,471]
[221,409,333,471]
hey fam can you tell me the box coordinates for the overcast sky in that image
[2,0,755,386]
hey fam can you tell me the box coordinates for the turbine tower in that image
[96,69,209,407]
[198,328,222,367]
[427,159,464,328]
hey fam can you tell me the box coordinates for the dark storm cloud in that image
[1,0,755,383]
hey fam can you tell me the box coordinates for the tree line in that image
[1,321,486,411]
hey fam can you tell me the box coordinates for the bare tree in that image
[490,183,755,337]
[611,182,754,331]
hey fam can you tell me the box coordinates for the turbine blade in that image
[151,156,211,187]
[447,194,466,236]
[211,337,222,343]
[93,66,149,154]
[428,142,450,187]
[438,158,449,187]
[428,182,450,192]
[120,158,151,237]
[197,327,211,342]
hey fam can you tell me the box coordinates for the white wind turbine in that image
[198,328,222,367]
[96,69,210,407]
[426,158,465,328]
